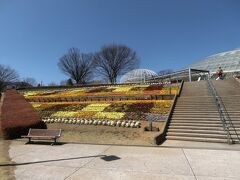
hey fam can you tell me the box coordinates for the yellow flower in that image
[112,86,133,92]
[71,88,87,92]
[51,111,78,117]
[75,112,96,118]
[81,103,110,112]
[94,112,125,119]
[31,103,41,108]
[150,100,172,114]
[24,91,41,97]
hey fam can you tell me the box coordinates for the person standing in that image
[216,67,223,80]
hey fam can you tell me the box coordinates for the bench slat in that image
[29,129,61,137]
[22,135,59,138]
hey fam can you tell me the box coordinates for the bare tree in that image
[58,48,93,84]
[23,77,37,87]
[60,79,67,86]
[93,44,139,84]
[0,64,19,91]
[66,79,73,86]
[60,79,74,86]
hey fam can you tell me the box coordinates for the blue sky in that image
[0,0,240,84]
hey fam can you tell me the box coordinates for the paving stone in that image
[15,164,77,180]
[69,168,195,180]
[184,148,240,179]
[84,146,193,176]
[5,140,240,180]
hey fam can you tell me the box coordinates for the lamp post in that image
[188,68,192,82]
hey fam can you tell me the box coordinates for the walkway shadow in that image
[0,155,121,167]
[25,141,66,146]
[101,155,121,161]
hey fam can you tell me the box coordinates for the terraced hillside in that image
[19,83,180,128]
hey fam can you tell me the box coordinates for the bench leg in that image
[51,138,57,146]
[28,137,32,144]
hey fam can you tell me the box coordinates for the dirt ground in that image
[47,121,164,146]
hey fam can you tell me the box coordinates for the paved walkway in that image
[2,140,240,180]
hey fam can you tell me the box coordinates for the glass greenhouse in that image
[120,69,158,83]
[187,48,240,74]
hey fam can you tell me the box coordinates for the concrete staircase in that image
[212,79,240,143]
[166,81,229,143]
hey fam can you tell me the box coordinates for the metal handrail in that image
[218,96,240,143]
[207,80,239,144]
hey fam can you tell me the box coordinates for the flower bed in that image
[30,100,171,121]
[51,111,78,117]
[81,103,110,112]
[23,84,179,99]
[22,84,178,125]
[94,112,125,119]
[112,86,133,92]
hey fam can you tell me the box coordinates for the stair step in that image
[172,113,219,115]
[172,116,220,120]
[166,136,227,143]
[172,115,220,118]
[174,106,217,108]
[175,105,216,107]
[170,121,222,124]
[169,125,240,131]
[176,101,214,103]
[168,128,240,136]
[175,106,217,108]
[171,120,222,123]
[172,112,240,117]
[168,126,224,130]
[167,132,227,139]
[167,129,226,134]
[224,118,240,121]
[177,100,214,101]
[176,106,216,108]
[176,104,216,105]
[223,111,240,113]
[170,123,223,127]
[174,108,218,111]
[173,111,219,113]
[176,101,215,103]
[181,95,211,97]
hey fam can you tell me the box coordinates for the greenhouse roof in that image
[187,48,240,73]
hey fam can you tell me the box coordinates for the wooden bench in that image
[21,128,62,145]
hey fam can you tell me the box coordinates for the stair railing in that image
[207,80,238,144]
[218,96,240,143]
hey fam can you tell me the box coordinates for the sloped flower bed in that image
[21,83,179,128]
[30,100,171,122]
[22,84,179,99]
